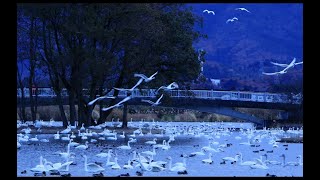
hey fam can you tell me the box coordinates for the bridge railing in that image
[17,88,297,104]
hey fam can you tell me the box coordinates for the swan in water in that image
[145,138,157,145]
[59,144,75,160]
[222,154,240,163]
[202,153,213,164]
[141,145,157,156]
[134,71,158,83]
[105,153,116,166]
[166,156,187,172]
[107,134,117,141]
[262,154,281,165]
[237,152,258,166]
[70,132,76,139]
[190,148,206,157]
[30,156,47,172]
[29,135,39,142]
[68,139,79,147]
[141,94,164,106]
[54,131,60,140]
[82,155,105,173]
[96,150,113,158]
[111,157,121,170]
[61,134,71,141]
[119,131,125,138]
[250,163,269,169]
[75,141,89,150]
[117,140,132,150]
[43,158,73,172]
[123,159,134,169]
[60,126,71,134]
[280,154,300,166]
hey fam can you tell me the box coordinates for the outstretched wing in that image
[262,72,279,76]
[134,73,148,80]
[156,86,165,93]
[141,99,155,105]
[117,96,132,105]
[131,78,143,90]
[102,105,116,111]
[149,71,158,79]
[295,61,303,65]
[270,62,289,67]
[169,82,179,89]
[203,10,209,13]
[226,19,232,23]
[113,87,129,91]
[88,96,115,106]
[155,94,164,104]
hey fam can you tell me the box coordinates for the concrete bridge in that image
[17,88,302,127]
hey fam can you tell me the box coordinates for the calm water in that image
[17,121,303,177]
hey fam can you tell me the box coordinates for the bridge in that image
[17,88,302,127]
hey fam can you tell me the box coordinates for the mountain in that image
[189,3,303,92]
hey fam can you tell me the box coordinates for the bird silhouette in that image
[235,7,251,13]
[141,94,164,106]
[203,9,215,15]
[226,17,238,23]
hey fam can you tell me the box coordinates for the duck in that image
[82,155,105,173]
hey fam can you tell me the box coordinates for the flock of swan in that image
[17,119,303,177]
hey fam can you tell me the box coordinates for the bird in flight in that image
[226,17,238,23]
[141,94,164,106]
[203,9,215,15]
[114,78,143,92]
[134,71,158,83]
[271,58,303,68]
[262,57,303,75]
[156,82,179,93]
[102,96,132,111]
[235,7,251,13]
[88,95,116,106]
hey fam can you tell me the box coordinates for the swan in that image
[111,157,121,170]
[145,156,166,172]
[119,131,125,138]
[43,159,73,172]
[87,95,116,106]
[280,154,299,166]
[82,155,105,173]
[145,138,157,145]
[154,140,167,148]
[80,123,85,131]
[105,153,116,166]
[113,78,143,92]
[222,154,240,163]
[141,94,164,106]
[75,141,89,150]
[202,153,213,164]
[30,156,47,172]
[134,71,158,83]
[166,156,187,172]
[96,150,112,158]
[262,154,281,165]
[250,163,269,169]
[68,139,79,147]
[70,132,76,139]
[190,148,206,157]
[60,126,71,134]
[61,134,70,141]
[107,134,117,141]
[102,96,132,111]
[123,160,133,169]
[59,144,74,160]
[117,140,132,150]
[54,131,60,140]
[156,82,179,93]
[29,135,39,142]
[237,153,257,166]
[141,145,156,156]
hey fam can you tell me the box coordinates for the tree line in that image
[17,3,207,128]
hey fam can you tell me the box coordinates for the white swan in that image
[250,163,269,169]
[54,131,60,140]
[75,141,89,150]
[105,153,116,166]
[262,154,281,165]
[60,126,71,134]
[145,138,157,145]
[123,159,133,169]
[88,95,115,106]
[68,139,79,147]
[113,78,143,92]
[96,149,112,158]
[111,157,121,170]
[82,155,105,173]
[202,153,213,164]
[167,156,187,172]
[119,131,125,138]
[30,156,47,172]
[102,96,132,111]
[156,82,179,93]
[222,154,240,163]
[141,94,164,106]
[280,154,300,166]
[141,145,156,156]
[117,140,132,150]
[107,134,117,141]
[237,153,257,166]
[190,148,206,156]
[134,71,158,82]
[70,132,76,139]
[61,134,71,141]
[29,135,39,142]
